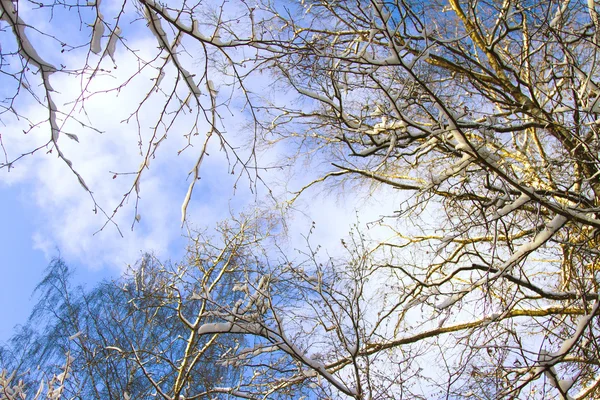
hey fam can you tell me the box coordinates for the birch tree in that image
[1,250,246,399]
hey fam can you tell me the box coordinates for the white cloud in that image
[0,29,257,269]
[0,3,402,275]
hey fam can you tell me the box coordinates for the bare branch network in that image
[2,0,600,399]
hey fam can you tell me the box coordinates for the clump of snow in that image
[107,26,121,62]
[90,13,105,54]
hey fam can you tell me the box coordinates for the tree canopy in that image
[3,0,600,398]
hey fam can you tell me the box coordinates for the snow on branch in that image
[436,213,568,310]
[524,300,600,399]
[1,0,60,142]
[142,5,201,98]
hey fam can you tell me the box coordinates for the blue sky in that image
[0,184,115,340]
[0,184,59,340]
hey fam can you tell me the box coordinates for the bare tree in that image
[2,214,430,399]
[244,0,600,398]
[4,0,600,398]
